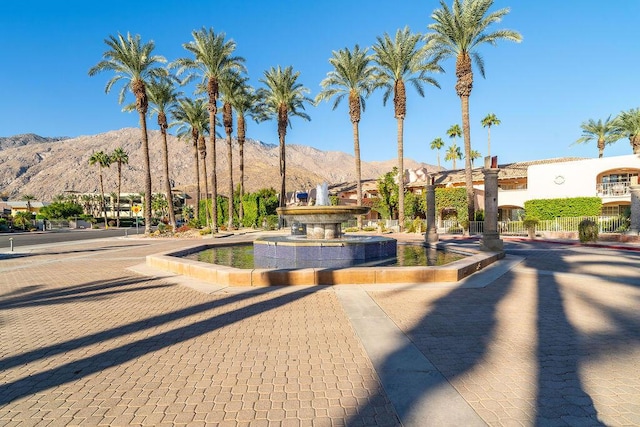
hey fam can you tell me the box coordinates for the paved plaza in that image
[1,233,639,426]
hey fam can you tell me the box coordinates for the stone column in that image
[425,183,438,244]
[629,184,640,235]
[480,168,503,252]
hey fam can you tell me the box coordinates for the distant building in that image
[332,155,640,222]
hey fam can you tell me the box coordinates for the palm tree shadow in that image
[534,261,603,425]
[347,272,513,425]
[0,285,323,405]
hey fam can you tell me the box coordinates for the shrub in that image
[176,225,191,233]
[524,197,602,220]
[199,227,212,235]
[343,227,359,233]
[522,217,539,230]
[362,226,377,232]
[157,223,167,233]
[578,219,598,243]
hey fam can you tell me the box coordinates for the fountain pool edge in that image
[146,240,504,286]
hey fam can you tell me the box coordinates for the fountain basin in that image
[146,237,503,286]
[277,205,370,239]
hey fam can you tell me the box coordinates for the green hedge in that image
[435,187,468,224]
[524,197,602,220]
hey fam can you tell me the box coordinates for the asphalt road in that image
[0,228,140,251]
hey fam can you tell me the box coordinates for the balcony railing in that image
[597,182,630,196]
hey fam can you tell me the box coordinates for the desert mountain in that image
[0,128,438,201]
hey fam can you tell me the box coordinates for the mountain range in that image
[0,128,438,201]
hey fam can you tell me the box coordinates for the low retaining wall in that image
[146,242,503,287]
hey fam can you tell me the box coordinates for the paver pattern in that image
[0,238,397,426]
[1,234,639,426]
[371,241,640,426]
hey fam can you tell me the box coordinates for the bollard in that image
[9,237,13,252]
[124,230,128,238]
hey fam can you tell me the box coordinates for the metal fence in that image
[346,215,629,235]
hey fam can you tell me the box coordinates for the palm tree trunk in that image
[161,131,176,230]
[227,134,234,230]
[397,118,405,231]
[487,126,491,158]
[99,171,107,228]
[238,116,246,224]
[352,120,363,229]
[461,95,474,227]
[278,107,288,209]
[116,163,122,228]
[279,134,286,208]
[201,149,210,229]
[138,112,152,235]
[193,141,200,222]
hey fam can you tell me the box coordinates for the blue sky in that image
[1,0,639,165]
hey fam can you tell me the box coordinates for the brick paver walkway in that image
[1,235,639,426]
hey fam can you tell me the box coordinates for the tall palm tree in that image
[89,151,111,227]
[613,108,640,155]
[445,144,463,169]
[316,45,375,229]
[372,27,442,231]
[257,65,313,208]
[229,83,261,225]
[430,137,445,168]
[89,32,167,235]
[426,0,521,224]
[172,97,209,225]
[219,72,246,230]
[573,116,621,158]
[173,27,246,233]
[147,77,181,230]
[481,112,501,157]
[110,147,129,227]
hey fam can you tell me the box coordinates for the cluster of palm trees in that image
[89,0,521,234]
[575,108,640,158]
[88,148,129,227]
[431,115,497,170]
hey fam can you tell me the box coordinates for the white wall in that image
[527,155,640,200]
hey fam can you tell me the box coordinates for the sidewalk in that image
[1,236,639,426]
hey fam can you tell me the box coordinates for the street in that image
[0,228,137,251]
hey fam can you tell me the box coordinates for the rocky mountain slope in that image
[0,128,438,201]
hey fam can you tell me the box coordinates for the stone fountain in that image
[252,183,397,268]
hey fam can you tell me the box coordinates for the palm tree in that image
[219,72,246,230]
[573,116,621,158]
[372,27,442,231]
[173,27,246,232]
[445,144,463,169]
[89,151,111,227]
[228,83,261,224]
[172,97,209,225]
[110,147,129,227]
[316,45,375,229]
[89,32,167,235]
[430,137,445,168]
[21,194,36,220]
[426,0,521,224]
[257,65,313,208]
[613,108,640,154]
[481,113,501,157]
[147,77,181,230]
[447,124,462,147]
[469,149,482,167]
